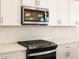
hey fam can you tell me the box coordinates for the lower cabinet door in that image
[0,54,6,59]
[57,43,78,59]
[78,43,79,59]
[0,51,26,59]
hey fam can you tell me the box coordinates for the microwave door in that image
[24,10,45,21]
[21,6,49,25]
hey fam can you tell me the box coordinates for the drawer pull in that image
[66,47,69,48]
[58,20,61,24]
[0,17,3,24]
[3,58,7,59]
[65,52,71,57]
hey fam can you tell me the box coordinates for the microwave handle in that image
[28,50,56,57]
[45,11,47,18]
[45,11,47,20]
[45,11,49,22]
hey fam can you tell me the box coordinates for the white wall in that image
[0,26,77,44]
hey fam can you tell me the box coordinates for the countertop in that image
[48,38,79,45]
[0,43,26,54]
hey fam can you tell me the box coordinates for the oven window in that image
[24,9,45,22]
[29,52,56,59]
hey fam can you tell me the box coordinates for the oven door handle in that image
[28,50,56,57]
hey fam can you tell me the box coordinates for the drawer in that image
[0,54,7,59]
[57,43,78,59]
[57,43,77,50]
[0,51,26,59]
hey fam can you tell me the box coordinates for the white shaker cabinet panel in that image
[71,1,79,26]
[0,51,26,59]
[48,0,58,26]
[0,0,2,25]
[57,43,78,59]
[49,0,75,26]
[22,0,36,6]
[39,0,49,8]
[1,0,21,26]
[48,0,70,26]
[22,0,49,8]
[57,0,70,26]
[69,1,77,26]
[6,51,26,59]
[78,43,79,59]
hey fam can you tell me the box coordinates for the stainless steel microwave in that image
[21,6,49,25]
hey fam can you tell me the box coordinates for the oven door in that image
[28,50,56,59]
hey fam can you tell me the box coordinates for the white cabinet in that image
[70,1,77,26]
[0,0,2,25]
[0,0,21,26]
[57,43,78,59]
[0,51,26,59]
[49,0,75,26]
[49,0,70,26]
[22,0,36,6]
[48,0,58,26]
[39,0,49,8]
[22,0,49,8]
[57,0,70,26]
[77,43,79,59]
[70,0,79,26]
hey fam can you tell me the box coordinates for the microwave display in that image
[21,6,49,25]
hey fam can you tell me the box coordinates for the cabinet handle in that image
[0,17,3,24]
[76,21,78,25]
[3,58,7,59]
[0,17,1,24]
[66,47,69,48]
[65,52,71,57]
[35,0,40,5]
[58,20,61,24]
[1,17,3,24]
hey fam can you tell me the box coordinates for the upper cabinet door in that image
[22,0,36,6]
[0,0,2,25]
[70,1,79,26]
[49,0,71,26]
[1,0,21,26]
[69,0,77,26]
[49,0,76,26]
[48,0,58,26]
[22,0,49,8]
[39,0,49,8]
[57,0,70,26]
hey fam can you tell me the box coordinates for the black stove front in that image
[29,50,56,59]
[18,40,57,59]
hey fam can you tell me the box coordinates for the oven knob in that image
[30,45,36,49]
[35,46,38,48]
[51,43,55,46]
[29,46,33,49]
[33,46,36,49]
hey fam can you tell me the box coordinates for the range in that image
[18,40,57,59]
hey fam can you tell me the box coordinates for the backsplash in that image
[0,26,77,44]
